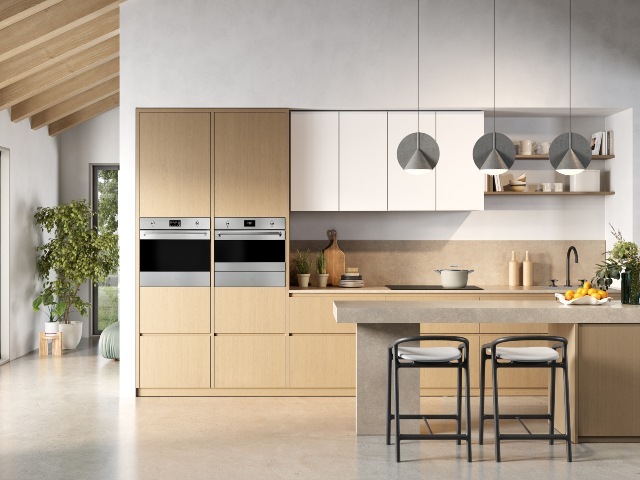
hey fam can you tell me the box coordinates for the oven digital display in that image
[169,220,181,227]
[244,220,256,227]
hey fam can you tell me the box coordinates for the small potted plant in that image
[593,225,640,304]
[32,289,66,334]
[316,251,329,288]
[295,249,311,287]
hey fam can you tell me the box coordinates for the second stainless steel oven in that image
[214,217,286,287]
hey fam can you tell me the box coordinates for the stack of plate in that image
[339,268,364,288]
[509,173,526,192]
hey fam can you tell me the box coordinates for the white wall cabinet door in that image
[387,112,436,211]
[435,111,485,211]
[291,111,339,211]
[339,112,388,211]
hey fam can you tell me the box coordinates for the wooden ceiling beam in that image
[11,57,118,121]
[0,0,122,63]
[48,92,118,136]
[31,76,119,129]
[0,35,119,111]
[0,0,62,30]
[0,9,119,90]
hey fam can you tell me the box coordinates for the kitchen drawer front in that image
[479,335,550,389]
[140,287,210,333]
[214,335,286,388]
[479,323,548,334]
[420,336,480,389]
[139,335,211,389]
[214,287,286,333]
[289,335,356,388]
[289,295,384,333]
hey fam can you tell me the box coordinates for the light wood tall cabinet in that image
[214,112,289,217]
[214,287,286,333]
[139,112,211,217]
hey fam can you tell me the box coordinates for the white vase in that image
[44,322,59,334]
[59,321,83,349]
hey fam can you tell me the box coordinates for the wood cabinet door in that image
[291,111,339,211]
[339,111,387,211]
[387,111,436,211]
[289,335,356,388]
[140,287,210,334]
[214,335,286,388]
[214,112,289,217]
[139,112,211,217]
[435,111,484,211]
[139,335,210,388]
[214,287,286,333]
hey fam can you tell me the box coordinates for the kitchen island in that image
[334,299,640,442]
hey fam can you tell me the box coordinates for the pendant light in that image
[397,0,439,175]
[549,0,591,175]
[472,0,515,175]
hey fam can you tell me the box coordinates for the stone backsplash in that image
[289,240,605,287]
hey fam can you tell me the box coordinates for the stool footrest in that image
[498,433,570,441]
[482,414,551,420]
[392,414,460,420]
[399,434,469,441]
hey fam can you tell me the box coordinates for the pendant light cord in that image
[417,0,420,149]
[492,0,496,148]
[569,0,572,148]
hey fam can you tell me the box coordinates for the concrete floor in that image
[2,339,640,480]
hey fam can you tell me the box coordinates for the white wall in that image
[59,107,120,336]
[120,0,640,396]
[0,110,59,360]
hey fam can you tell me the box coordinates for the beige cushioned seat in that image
[397,346,462,363]
[491,346,560,363]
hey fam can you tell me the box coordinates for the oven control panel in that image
[140,217,210,230]
[214,217,285,230]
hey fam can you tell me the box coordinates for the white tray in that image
[555,292,612,305]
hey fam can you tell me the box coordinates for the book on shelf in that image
[590,130,614,155]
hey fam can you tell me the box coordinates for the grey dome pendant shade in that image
[549,132,591,175]
[550,0,592,175]
[473,132,515,175]
[397,0,440,175]
[397,131,440,175]
[472,0,514,176]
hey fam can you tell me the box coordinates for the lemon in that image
[583,281,592,290]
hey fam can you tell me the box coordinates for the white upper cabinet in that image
[387,111,436,211]
[435,111,485,211]
[291,111,339,211]
[339,112,388,211]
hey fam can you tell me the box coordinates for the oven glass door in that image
[214,239,285,264]
[140,239,211,272]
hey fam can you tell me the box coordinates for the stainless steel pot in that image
[434,267,474,289]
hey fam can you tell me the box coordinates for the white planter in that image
[59,321,83,349]
[317,273,329,288]
[297,273,311,288]
[44,322,59,334]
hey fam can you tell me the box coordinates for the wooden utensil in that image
[323,229,345,286]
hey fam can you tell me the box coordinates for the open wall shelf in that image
[485,191,615,196]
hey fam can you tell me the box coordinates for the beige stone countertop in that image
[289,285,611,295]
[333,299,639,324]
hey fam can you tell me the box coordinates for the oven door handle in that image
[140,231,211,240]
[216,231,284,238]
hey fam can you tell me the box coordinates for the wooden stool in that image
[39,332,62,356]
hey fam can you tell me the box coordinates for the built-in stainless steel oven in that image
[140,217,211,287]
[214,217,286,287]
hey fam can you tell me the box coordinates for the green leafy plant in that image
[592,225,639,290]
[316,251,327,274]
[32,289,66,323]
[34,200,119,324]
[294,249,311,274]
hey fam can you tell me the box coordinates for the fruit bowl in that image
[555,292,612,305]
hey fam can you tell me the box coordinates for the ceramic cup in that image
[536,142,551,155]
[554,182,564,192]
[542,183,552,192]
[519,139,536,155]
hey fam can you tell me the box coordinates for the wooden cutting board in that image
[324,229,345,286]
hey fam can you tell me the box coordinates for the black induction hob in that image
[386,285,484,290]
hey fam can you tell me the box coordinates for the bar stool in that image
[479,335,572,462]
[386,336,472,462]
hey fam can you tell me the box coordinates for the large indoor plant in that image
[593,226,640,304]
[34,200,119,348]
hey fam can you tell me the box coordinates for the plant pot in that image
[621,269,640,305]
[317,273,329,288]
[297,273,311,288]
[59,321,83,349]
[44,322,59,334]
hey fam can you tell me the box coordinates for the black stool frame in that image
[386,336,472,462]
[479,335,572,462]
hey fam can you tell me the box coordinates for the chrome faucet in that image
[565,246,579,287]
